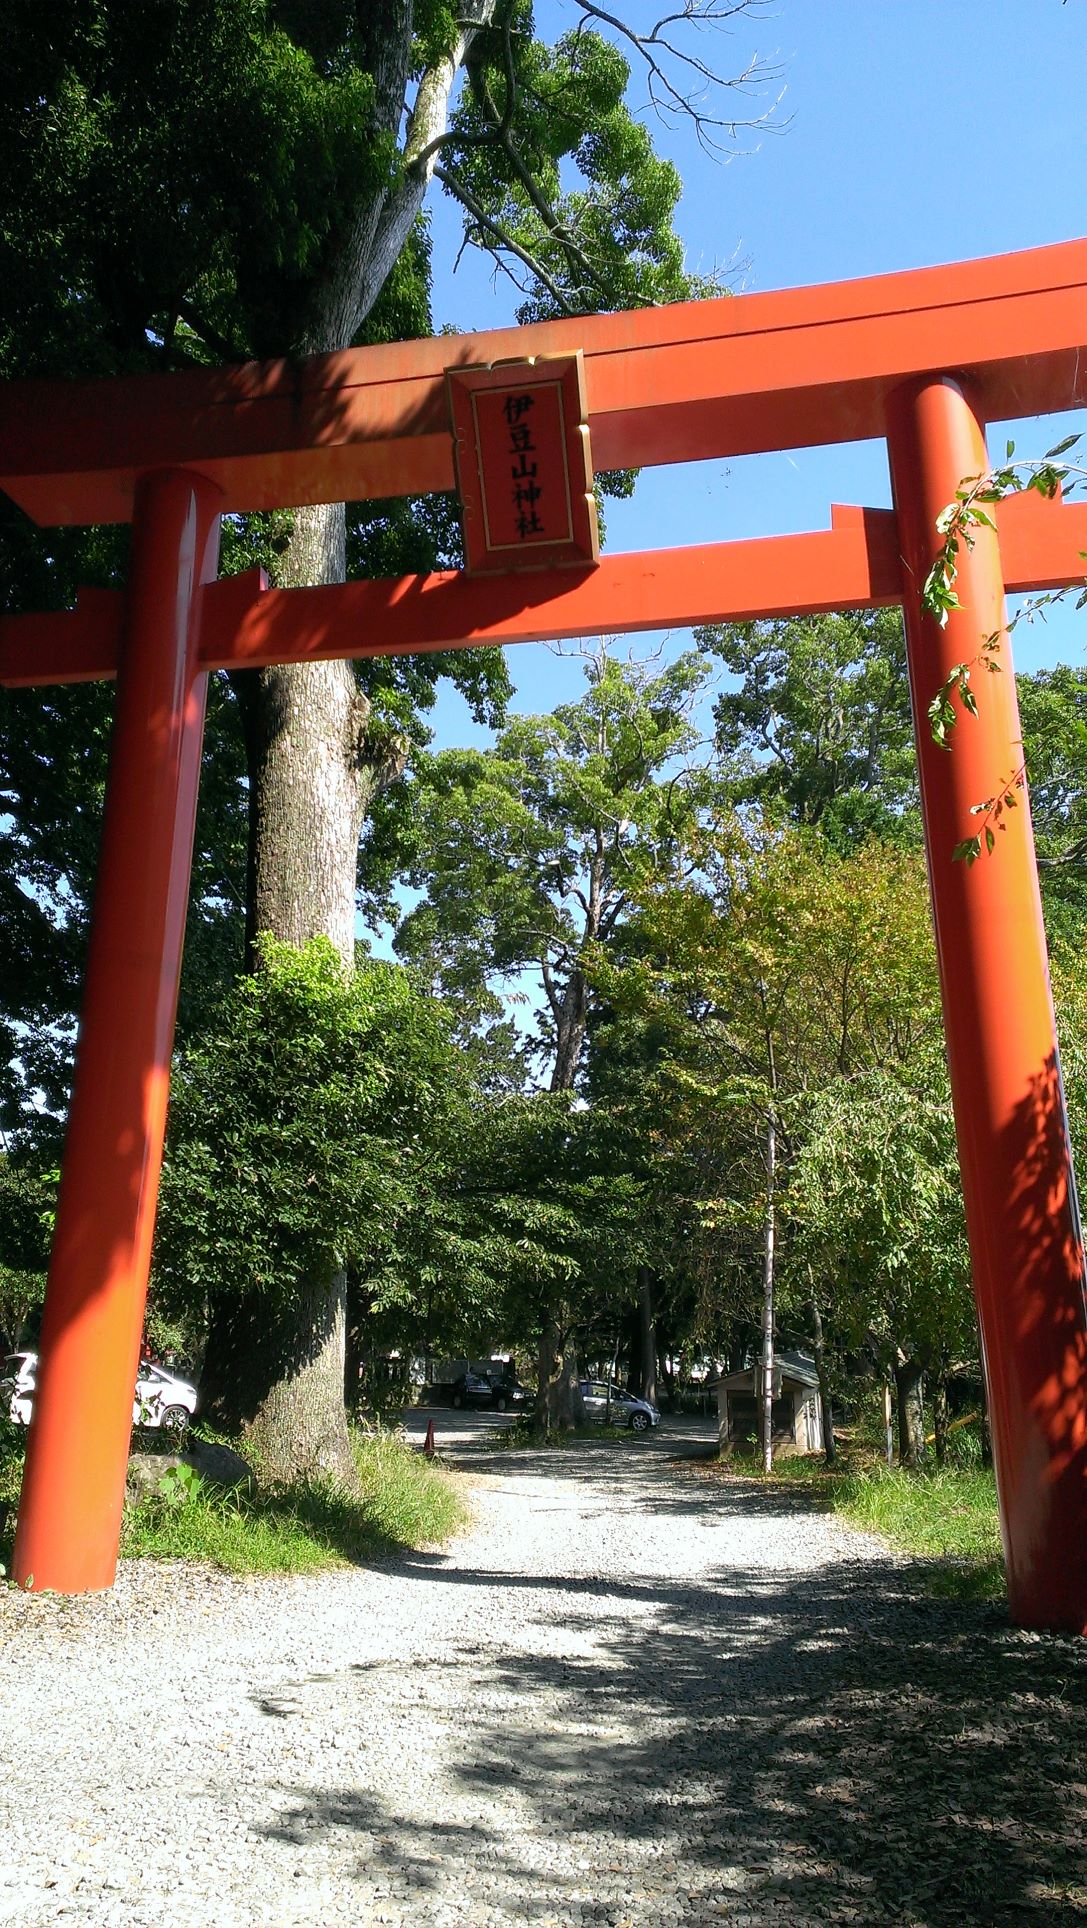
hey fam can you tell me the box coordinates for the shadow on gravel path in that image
[258,1565,1087,1922]
[5,1426,1083,1927]
[257,1455,1087,1924]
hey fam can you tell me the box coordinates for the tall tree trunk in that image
[197,9,486,1479]
[893,1353,925,1469]
[811,1293,836,1466]
[759,1109,776,1474]
[200,1267,354,1485]
[530,963,590,1435]
[624,1300,641,1394]
[423,1282,435,1391]
[344,1268,370,1416]
[882,1379,895,1466]
[932,1372,949,1465]
[534,1304,579,1437]
[549,966,588,1097]
[560,1345,582,1426]
[657,1328,676,1412]
[203,504,405,1484]
[635,1266,657,1405]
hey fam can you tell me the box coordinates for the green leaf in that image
[1044,433,1081,459]
[952,837,982,866]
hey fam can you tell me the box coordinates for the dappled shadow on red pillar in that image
[989,1049,1087,1632]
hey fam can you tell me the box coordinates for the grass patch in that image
[835,1462,1001,1559]
[351,1425,466,1544]
[120,1425,466,1576]
[704,1452,1006,1603]
[836,1461,1005,1602]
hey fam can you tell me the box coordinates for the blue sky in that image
[420,0,1087,743]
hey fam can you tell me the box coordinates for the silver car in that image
[578,1379,659,1432]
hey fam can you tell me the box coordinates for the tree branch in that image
[433,163,578,315]
[571,0,786,158]
[540,955,563,1019]
[177,300,247,365]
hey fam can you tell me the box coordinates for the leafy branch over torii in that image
[920,435,1086,865]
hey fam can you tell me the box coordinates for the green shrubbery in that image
[726,1451,1005,1601]
[834,1462,1004,1599]
[122,1425,466,1575]
[0,1414,25,1573]
[1,1413,465,1582]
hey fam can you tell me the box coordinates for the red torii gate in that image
[3,237,1087,1630]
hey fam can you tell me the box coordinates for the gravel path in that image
[1,1429,1086,1927]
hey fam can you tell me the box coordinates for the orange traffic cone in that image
[423,1419,436,1458]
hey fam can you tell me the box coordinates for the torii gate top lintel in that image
[3,234,1087,529]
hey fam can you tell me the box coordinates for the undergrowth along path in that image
[1,1426,1085,1926]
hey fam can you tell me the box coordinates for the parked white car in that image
[3,1352,197,1433]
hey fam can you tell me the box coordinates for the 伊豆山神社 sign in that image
[447,352,599,574]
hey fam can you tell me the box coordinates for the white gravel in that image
[1,1426,1085,1927]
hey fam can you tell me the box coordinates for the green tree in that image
[1016,664,1087,951]
[598,820,945,1462]
[697,608,919,846]
[391,643,710,1425]
[394,643,711,1089]
[0,1157,55,1354]
[787,1055,975,1466]
[584,1002,733,1405]
[155,937,468,1476]
[2,3,775,1476]
[449,1088,647,1416]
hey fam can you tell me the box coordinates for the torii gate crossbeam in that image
[3,238,1087,1631]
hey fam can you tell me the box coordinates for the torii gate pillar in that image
[13,469,220,1593]
[888,376,1087,1630]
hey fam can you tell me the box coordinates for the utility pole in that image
[758,985,777,1475]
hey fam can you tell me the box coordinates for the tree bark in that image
[197,8,491,1480]
[200,1266,356,1486]
[531,959,592,1435]
[635,1266,657,1405]
[811,1294,836,1466]
[560,1345,583,1426]
[534,1305,579,1436]
[344,1267,370,1416]
[893,1354,925,1469]
[204,505,406,1483]
[549,964,589,1096]
[932,1373,949,1465]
